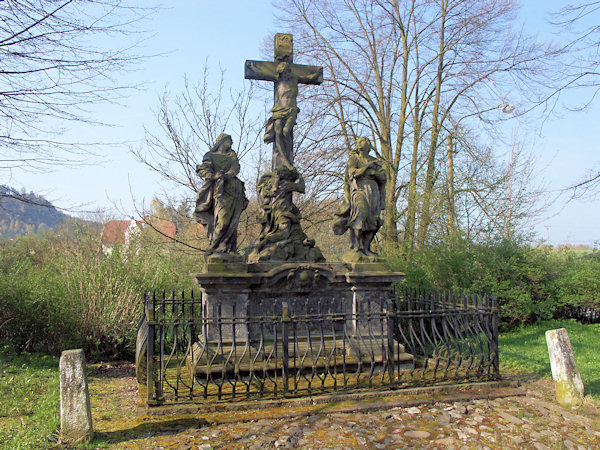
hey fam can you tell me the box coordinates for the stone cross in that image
[245,33,323,170]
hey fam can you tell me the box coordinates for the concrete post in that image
[545,328,584,408]
[59,349,93,444]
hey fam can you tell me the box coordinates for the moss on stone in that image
[554,378,584,408]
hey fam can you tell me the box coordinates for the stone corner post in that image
[545,328,584,408]
[59,349,93,444]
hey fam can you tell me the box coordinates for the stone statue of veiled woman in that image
[194,133,248,255]
[333,137,386,260]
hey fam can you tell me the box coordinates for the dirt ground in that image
[82,363,599,449]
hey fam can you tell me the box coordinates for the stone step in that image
[187,337,414,377]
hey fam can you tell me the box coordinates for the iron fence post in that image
[386,302,395,384]
[491,295,499,376]
[282,302,290,393]
[146,292,157,406]
[189,289,196,348]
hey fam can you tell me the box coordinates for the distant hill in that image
[0,185,95,239]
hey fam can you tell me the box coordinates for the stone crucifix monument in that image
[186,33,408,375]
[245,33,325,263]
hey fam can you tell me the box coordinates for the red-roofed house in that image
[101,218,176,255]
[151,219,177,241]
[101,220,131,250]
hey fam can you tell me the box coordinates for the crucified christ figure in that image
[245,33,323,170]
[263,61,300,168]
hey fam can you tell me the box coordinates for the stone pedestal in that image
[190,261,411,372]
[193,262,402,339]
[196,263,252,342]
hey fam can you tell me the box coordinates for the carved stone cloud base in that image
[246,240,325,264]
[340,249,387,265]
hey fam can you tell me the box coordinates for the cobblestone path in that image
[88,365,599,449]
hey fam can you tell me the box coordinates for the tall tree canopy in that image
[276,0,562,248]
[0,0,155,176]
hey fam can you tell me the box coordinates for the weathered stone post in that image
[59,349,93,443]
[545,328,584,407]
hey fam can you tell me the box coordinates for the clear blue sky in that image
[6,0,599,247]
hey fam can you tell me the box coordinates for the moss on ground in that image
[2,320,599,448]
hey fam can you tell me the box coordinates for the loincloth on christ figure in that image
[263,105,300,143]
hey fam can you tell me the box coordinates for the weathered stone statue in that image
[194,133,248,256]
[333,137,386,262]
[244,33,324,262]
[247,166,324,262]
[262,62,299,169]
[245,33,322,171]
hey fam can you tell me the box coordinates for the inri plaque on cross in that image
[245,33,323,170]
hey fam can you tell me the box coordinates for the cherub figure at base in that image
[333,137,386,263]
[247,166,324,263]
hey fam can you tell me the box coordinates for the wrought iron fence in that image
[136,287,499,405]
[563,303,600,324]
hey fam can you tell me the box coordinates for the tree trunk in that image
[383,163,398,246]
[404,87,421,251]
[416,2,446,248]
[446,134,456,235]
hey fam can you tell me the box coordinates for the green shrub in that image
[387,237,599,328]
[556,253,600,309]
[0,236,78,354]
[0,227,199,359]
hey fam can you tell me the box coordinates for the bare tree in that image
[276,0,563,249]
[135,67,261,198]
[551,2,600,197]
[0,0,156,179]
[551,2,600,99]
[433,127,547,242]
[569,169,600,199]
[132,66,263,251]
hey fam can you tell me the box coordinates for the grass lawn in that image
[499,319,600,397]
[0,346,60,449]
[0,319,597,448]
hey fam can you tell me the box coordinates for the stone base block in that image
[190,261,411,375]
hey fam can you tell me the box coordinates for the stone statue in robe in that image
[194,133,248,255]
[333,137,386,260]
[248,166,324,263]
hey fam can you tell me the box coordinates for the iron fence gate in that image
[136,287,499,405]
